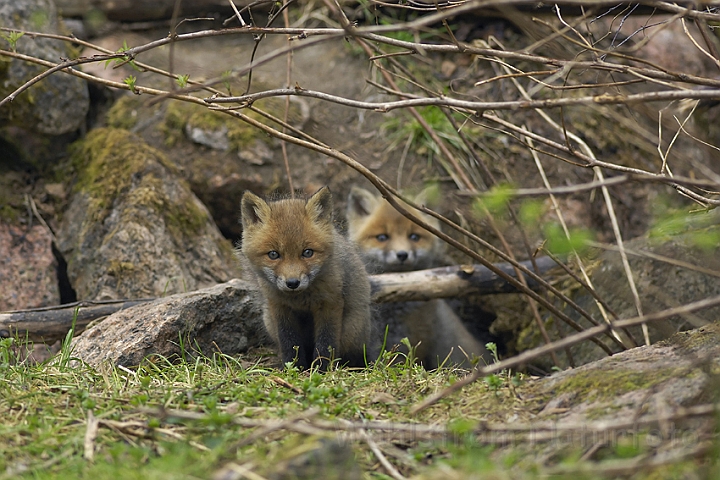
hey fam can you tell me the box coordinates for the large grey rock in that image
[0,0,89,135]
[71,279,265,366]
[533,321,720,424]
[56,127,240,301]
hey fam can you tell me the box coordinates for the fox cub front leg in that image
[311,302,344,370]
[269,306,315,369]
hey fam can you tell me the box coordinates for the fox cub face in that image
[241,187,335,293]
[347,187,443,272]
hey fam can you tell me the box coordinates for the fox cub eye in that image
[268,251,280,260]
[409,233,421,242]
[376,234,389,242]
[301,249,314,258]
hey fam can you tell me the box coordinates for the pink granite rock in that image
[0,223,60,312]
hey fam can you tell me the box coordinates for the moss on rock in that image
[67,127,207,243]
[106,95,145,130]
[549,366,680,404]
[162,101,256,150]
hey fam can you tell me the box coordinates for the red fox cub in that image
[346,187,446,272]
[347,186,489,369]
[239,187,372,370]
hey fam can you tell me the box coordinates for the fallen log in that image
[0,257,558,344]
[0,299,153,344]
[370,255,556,302]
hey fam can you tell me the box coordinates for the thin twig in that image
[588,241,720,280]
[230,408,320,449]
[596,165,649,345]
[359,428,407,480]
[281,2,296,196]
[205,86,720,114]
[83,410,99,461]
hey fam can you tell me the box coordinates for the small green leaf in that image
[472,184,516,219]
[518,199,546,226]
[1,31,24,52]
[124,75,138,93]
[649,211,689,239]
[544,223,593,255]
[484,374,503,391]
[176,74,189,88]
[485,342,499,364]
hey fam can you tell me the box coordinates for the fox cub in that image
[346,187,446,272]
[239,187,372,370]
[347,186,489,368]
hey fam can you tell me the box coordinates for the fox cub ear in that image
[306,186,334,223]
[414,184,440,207]
[346,186,378,220]
[241,191,271,228]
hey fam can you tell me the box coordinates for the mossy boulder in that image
[529,321,720,424]
[56,127,239,301]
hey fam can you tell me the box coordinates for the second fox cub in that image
[346,187,446,272]
[239,187,372,370]
[347,186,489,368]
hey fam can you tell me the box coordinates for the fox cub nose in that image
[396,251,409,262]
[286,278,301,290]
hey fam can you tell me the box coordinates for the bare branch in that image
[205,85,720,112]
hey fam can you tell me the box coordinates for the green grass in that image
[0,338,716,479]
